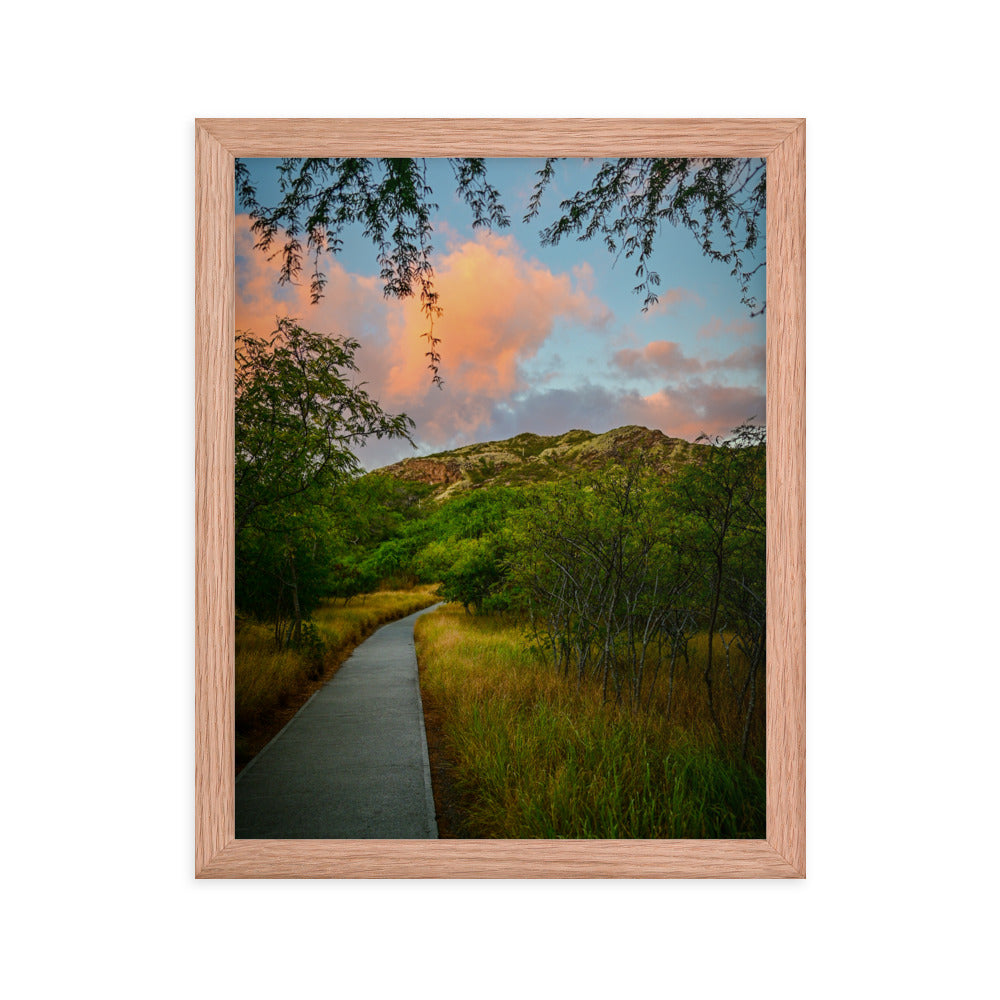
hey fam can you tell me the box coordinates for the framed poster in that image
[196,119,805,877]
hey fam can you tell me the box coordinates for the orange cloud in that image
[379,231,609,406]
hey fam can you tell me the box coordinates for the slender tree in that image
[235,318,413,643]
[670,422,766,754]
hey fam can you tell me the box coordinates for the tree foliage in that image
[525,157,766,316]
[235,319,414,642]
[345,485,527,609]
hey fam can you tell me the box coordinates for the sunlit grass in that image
[235,624,313,730]
[415,604,764,839]
[311,585,439,649]
[235,585,439,732]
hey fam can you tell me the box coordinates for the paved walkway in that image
[236,604,442,839]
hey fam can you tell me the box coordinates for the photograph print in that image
[231,155,767,840]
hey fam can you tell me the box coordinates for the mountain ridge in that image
[374,425,703,499]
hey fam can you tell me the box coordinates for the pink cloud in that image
[612,339,765,378]
[571,261,597,294]
[704,343,766,371]
[382,232,609,396]
[697,316,759,339]
[629,384,765,441]
[613,340,703,375]
[235,215,761,464]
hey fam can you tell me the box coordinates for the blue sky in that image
[237,157,766,469]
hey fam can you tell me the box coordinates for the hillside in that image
[375,425,702,499]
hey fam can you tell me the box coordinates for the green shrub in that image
[439,537,507,613]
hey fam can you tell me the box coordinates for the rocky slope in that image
[375,425,702,499]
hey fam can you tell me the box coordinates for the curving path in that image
[235,603,443,839]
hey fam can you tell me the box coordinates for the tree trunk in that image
[288,557,302,647]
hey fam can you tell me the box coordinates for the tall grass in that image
[235,624,316,731]
[310,585,439,653]
[236,585,438,735]
[415,605,764,838]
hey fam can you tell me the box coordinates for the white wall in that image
[2,2,996,996]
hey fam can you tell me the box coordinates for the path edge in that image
[411,604,443,838]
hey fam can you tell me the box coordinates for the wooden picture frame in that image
[196,119,805,878]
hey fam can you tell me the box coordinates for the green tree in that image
[313,474,431,603]
[423,487,527,612]
[439,537,507,614]
[235,318,414,642]
[670,422,766,755]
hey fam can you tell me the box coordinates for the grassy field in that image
[415,604,764,839]
[235,585,439,769]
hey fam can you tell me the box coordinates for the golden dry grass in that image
[235,585,439,752]
[415,604,764,839]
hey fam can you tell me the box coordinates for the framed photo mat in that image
[195,118,805,878]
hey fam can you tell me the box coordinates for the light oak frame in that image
[196,119,805,878]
